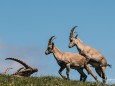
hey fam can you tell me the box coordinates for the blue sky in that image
[0,0,115,84]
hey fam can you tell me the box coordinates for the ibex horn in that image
[49,36,55,43]
[70,26,78,37]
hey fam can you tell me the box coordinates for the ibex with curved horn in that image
[68,26,112,84]
[5,58,38,77]
[45,36,98,82]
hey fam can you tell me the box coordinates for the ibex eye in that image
[48,47,51,49]
[70,40,72,42]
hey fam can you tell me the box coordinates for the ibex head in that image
[45,36,55,55]
[68,26,79,48]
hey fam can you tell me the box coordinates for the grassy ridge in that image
[0,74,114,86]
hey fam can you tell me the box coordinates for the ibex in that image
[5,58,38,77]
[68,26,112,84]
[45,36,98,82]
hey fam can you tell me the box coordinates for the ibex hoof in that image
[67,78,70,80]
[62,76,67,80]
[96,80,99,83]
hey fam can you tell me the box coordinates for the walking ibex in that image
[45,36,98,82]
[5,58,38,77]
[68,26,111,84]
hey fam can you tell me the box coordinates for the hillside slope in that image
[0,74,114,86]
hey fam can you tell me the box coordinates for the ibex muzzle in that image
[45,50,50,55]
[68,38,75,48]
[33,68,38,72]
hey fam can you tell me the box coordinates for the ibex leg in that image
[58,66,66,80]
[85,64,98,83]
[66,63,70,80]
[95,67,102,78]
[77,69,87,82]
[101,67,107,85]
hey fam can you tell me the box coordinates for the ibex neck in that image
[52,46,62,61]
[75,38,85,53]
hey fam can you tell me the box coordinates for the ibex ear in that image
[52,42,54,47]
[75,34,78,38]
[52,42,54,45]
[51,43,54,52]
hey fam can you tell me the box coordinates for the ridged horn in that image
[70,26,78,37]
[5,58,32,69]
[49,36,55,43]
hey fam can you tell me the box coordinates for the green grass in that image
[0,74,114,86]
